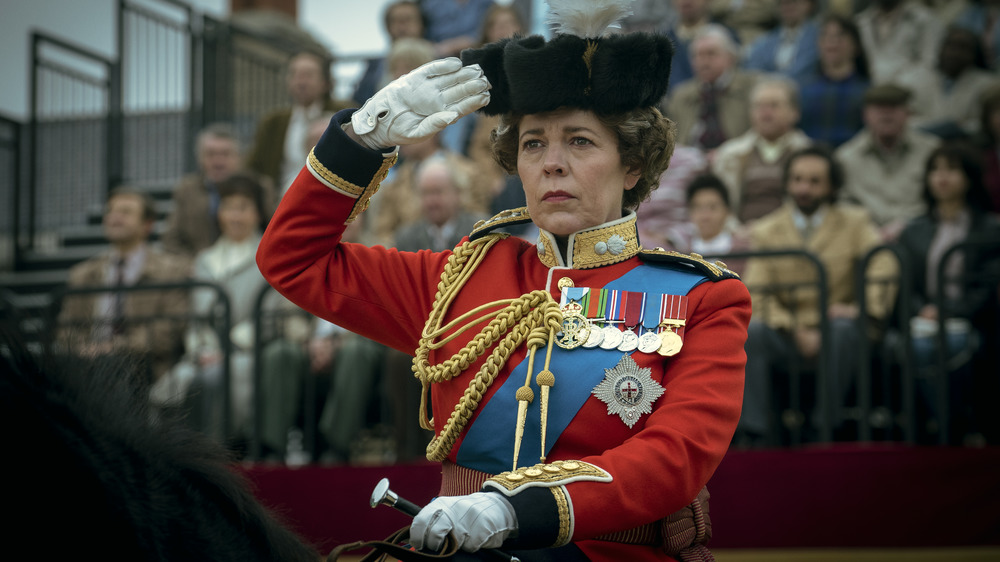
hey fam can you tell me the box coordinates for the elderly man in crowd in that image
[712,76,813,225]
[665,23,758,152]
[835,84,940,241]
[161,123,247,258]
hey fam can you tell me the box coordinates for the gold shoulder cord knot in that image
[412,235,564,465]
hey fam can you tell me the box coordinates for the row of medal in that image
[556,287,688,356]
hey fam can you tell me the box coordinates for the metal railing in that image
[27,32,117,253]
[0,115,21,269]
[707,248,832,445]
[46,280,234,436]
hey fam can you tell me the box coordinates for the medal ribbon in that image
[585,288,604,320]
[660,294,689,338]
[624,291,644,329]
[605,289,622,325]
[563,286,586,307]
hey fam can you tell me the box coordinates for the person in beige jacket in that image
[711,76,813,225]
[737,146,897,446]
[57,187,190,384]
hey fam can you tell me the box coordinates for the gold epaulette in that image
[638,248,741,281]
[469,207,533,241]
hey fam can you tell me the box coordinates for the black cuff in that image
[486,487,566,549]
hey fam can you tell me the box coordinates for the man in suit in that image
[382,157,487,461]
[665,23,758,152]
[245,48,353,195]
[737,146,897,445]
[161,123,242,258]
[57,187,190,384]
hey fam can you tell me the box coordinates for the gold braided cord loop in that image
[411,234,564,462]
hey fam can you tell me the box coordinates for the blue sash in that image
[455,264,706,473]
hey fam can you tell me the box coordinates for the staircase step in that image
[59,222,166,247]
[17,245,107,272]
[0,268,70,294]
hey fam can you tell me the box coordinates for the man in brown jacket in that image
[737,146,897,445]
[57,187,190,384]
[161,123,242,258]
[245,49,353,195]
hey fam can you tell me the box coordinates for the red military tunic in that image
[258,110,750,561]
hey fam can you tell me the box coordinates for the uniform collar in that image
[535,211,640,269]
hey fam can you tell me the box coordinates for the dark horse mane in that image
[1,326,319,561]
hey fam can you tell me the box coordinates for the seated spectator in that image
[382,157,489,461]
[352,1,426,105]
[712,76,812,224]
[421,0,495,57]
[905,26,1000,138]
[797,13,871,148]
[855,0,944,85]
[246,48,353,195]
[895,144,1000,443]
[662,0,740,93]
[58,187,189,385]
[954,0,1000,71]
[371,132,492,247]
[710,0,779,45]
[744,0,820,82]
[161,123,243,258]
[312,213,396,463]
[636,146,709,251]
[685,173,751,275]
[739,146,897,445]
[465,4,526,195]
[665,23,758,152]
[836,84,940,241]
[173,174,309,455]
[977,86,1000,211]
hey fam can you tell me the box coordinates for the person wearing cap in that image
[835,83,940,241]
[257,1,750,559]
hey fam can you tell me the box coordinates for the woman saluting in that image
[257,1,750,559]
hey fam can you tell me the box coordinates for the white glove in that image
[351,57,490,150]
[409,492,517,553]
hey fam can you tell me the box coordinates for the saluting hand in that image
[351,58,490,150]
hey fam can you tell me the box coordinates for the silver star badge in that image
[592,355,665,428]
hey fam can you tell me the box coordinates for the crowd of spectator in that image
[51,0,1000,461]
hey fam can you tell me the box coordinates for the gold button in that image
[543,465,562,473]
[561,461,580,470]
[691,252,703,259]
[557,277,574,290]
[525,468,543,477]
[506,473,524,481]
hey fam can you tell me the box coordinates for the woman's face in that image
[218,193,260,242]
[927,156,968,205]
[818,21,855,67]
[517,109,638,236]
[688,189,729,240]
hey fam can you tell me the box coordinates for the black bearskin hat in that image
[461,0,673,116]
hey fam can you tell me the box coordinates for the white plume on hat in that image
[545,0,635,38]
